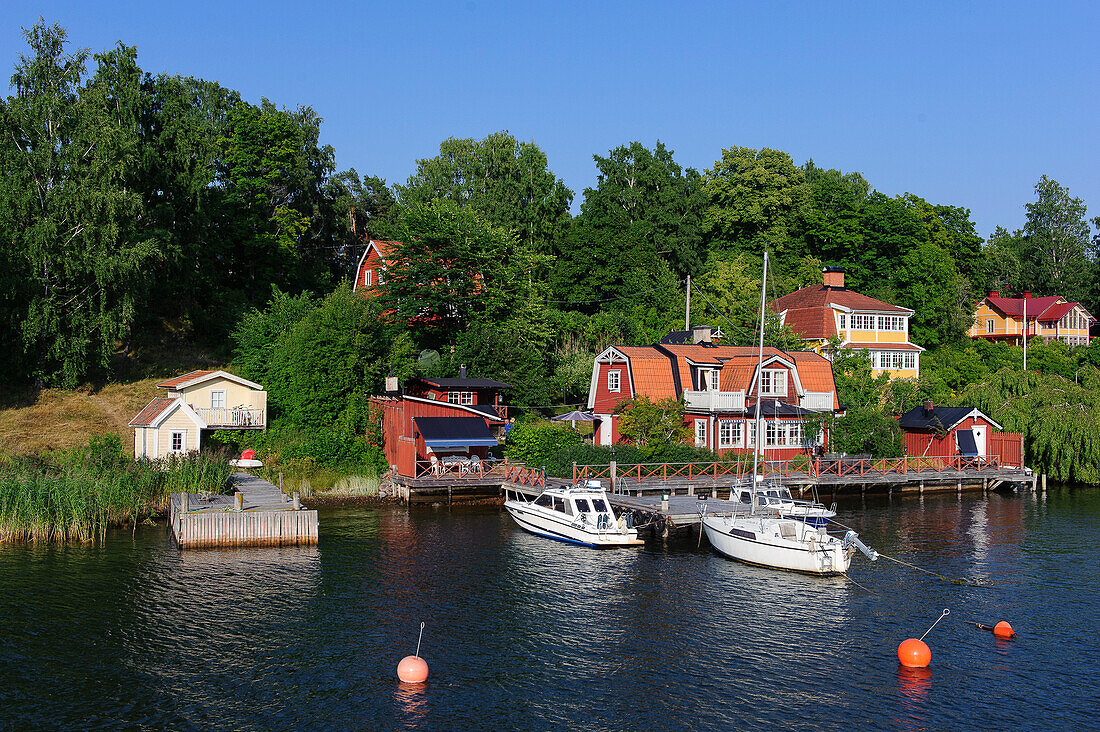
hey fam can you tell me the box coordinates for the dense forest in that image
[4,23,1100,481]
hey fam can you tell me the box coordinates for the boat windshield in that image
[534,494,553,508]
[765,489,779,498]
[555,497,570,514]
[735,491,751,504]
[574,498,591,513]
[779,489,793,500]
[591,498,608,512]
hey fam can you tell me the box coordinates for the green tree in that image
[829,407,903,458]
[383,199,549,344]
[825,338,890,409]
[232,287,316,387]
[575,140,706,279]
[0,23,159,385]
[702,146,809,261]
[893,239,970,348]
[614,395,691,447]
[799,162,869,268]
[1020,176,1094,302]
[397,131,573,255]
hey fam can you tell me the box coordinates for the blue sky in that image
[4,1,1097,238]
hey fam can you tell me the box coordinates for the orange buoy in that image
[993,621,1015,639]
[897,638,932,668]
[397,655,429,683]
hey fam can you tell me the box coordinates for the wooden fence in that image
[412,458,545,488]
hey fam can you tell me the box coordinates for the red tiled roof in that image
[129,397,175,426]
[155,370,214,389]
[615,346,677,400]
[984,296,1062,318]
[787,351,837,394]
[1035,301,1075,322]
[770,285,911,340]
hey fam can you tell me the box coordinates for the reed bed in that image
[0,441,233,543]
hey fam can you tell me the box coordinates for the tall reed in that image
[0,443,233,543]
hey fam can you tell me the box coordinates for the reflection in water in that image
[0,488,1097,730]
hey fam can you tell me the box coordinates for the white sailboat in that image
[701,252,877,575]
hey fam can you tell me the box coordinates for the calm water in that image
[1,488,1097,731]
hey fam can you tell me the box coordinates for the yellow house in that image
[129,370,267,460]
[970,292,1094,347]
[769,267,923,379]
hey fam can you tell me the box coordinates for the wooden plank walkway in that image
[168,472,319,548]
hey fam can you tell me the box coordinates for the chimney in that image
[923,400,934,416]
[1022,291,1032,299]
[823,266,846,289]
[692,325,713,344]
[988,290,999,298]
[459,363,467,378]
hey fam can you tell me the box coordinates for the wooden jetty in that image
[168,472,319,548]
[390,460,546,505]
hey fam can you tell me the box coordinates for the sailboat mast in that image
[750,252,769,515]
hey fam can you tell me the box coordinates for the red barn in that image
[370,373,510,478]
[586,328,841,460]
[898,402,1023,467]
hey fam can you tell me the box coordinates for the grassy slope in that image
[0,380,161,456]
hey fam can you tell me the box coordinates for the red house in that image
[586,328,841,460]
[353,239,399,296]
[898,402,1023,467]
[370,372,510,478]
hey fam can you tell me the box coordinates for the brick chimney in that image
[459,363,467,378]
[1022,291,1032,299]
[823,266,846,289]
[988,290,999,298]
[923,400,934,416]
[692,324,713,344]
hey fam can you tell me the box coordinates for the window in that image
[591,499,608,512]
[553,497,566,513]
[170,430,186,453]
[759,369,787,396]
[535,494,553,508]
[765,422,779,447]
[378,267,386,285]
[448,391,473,405]
[746,421,757,448]
[986,319,995,334]
[211,390,226,409]
[698,369,719,391]
[694,419,708,448]
[718,421,742,448]
[838,314,847,330]
[574,499,591,513]
[364,269,373,287]
[607,370,621,393]
[904,352,916,369]
[851,314,875,330]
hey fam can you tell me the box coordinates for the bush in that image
[829,408,903,458]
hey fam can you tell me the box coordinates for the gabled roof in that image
[898,405,1001,432]
[984,295,1062,319]
[355,239,400,274]
[770,285,912,341]
[156,370,263,391]
[128,397,207,429]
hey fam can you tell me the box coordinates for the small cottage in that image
[898,401,1023,467]
[129,370,267,460]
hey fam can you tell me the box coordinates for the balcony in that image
[799,392,834,411]
[683,390,745,412]
[195,407,266,429]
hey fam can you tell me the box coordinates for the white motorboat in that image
[701,252,876,574]
[504,481,644,548]
[729,483,836,528]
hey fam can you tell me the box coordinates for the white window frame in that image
[718,420,742,449]
[607,370,621,393]
[447,391,473,405]
[694,419,708,448]
[169,430,186,454]
[986,318,994,333]
[759,369,788,397]
[746,421,757,448]
[838,313,847,331]
[378,266,386,285]
[211,390,226,409]
[364,269,373,287]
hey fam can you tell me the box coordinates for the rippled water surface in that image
[2,488,1097,731]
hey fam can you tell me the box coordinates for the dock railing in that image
[413,458,545,488]
[572,454,1010,488]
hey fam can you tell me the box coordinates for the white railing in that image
[799,392,834,411]
[683,390,746,412]
[195,407,265,428]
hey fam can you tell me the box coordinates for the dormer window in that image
[758,369,788,397]
[697,368,719,391]
[608,370,621,393]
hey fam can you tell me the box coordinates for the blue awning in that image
[415,416,499,449]
[956,429,978,456]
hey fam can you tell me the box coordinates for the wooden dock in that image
[168,472,319,548]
